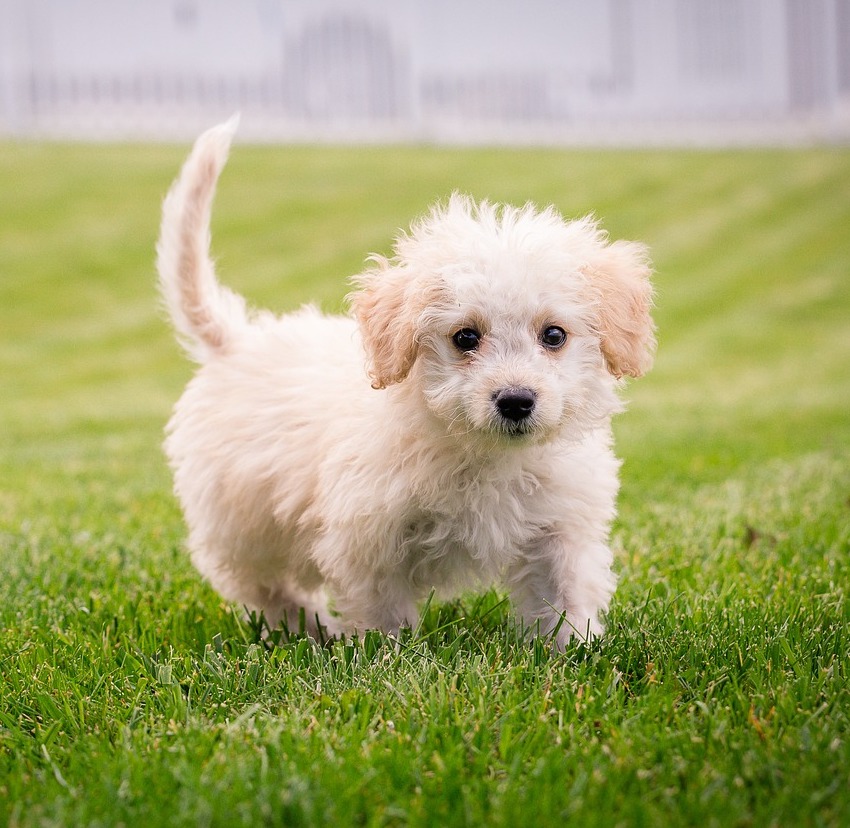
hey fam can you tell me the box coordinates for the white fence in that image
[1,0,849,145]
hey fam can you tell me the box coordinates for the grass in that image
[1,136,849,827]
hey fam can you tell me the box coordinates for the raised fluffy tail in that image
[157,116,248,362]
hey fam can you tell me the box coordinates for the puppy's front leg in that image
[331,574,419,638]
[506,533,616,649]
[313,526,419,636]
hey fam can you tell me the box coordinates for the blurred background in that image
[2,0,849,146]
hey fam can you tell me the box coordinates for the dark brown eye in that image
[452,328,481,352]
[541,326,567,349]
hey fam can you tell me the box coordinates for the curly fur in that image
[157,119,655,648]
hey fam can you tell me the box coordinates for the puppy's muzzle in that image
[494,387,537,424]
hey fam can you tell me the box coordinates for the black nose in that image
[495,388,536,422]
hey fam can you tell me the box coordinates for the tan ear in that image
[586,239,655,378]
[348,257,421,389]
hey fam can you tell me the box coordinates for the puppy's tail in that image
[157,115,248,362]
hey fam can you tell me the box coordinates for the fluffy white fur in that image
[157,118,655,649]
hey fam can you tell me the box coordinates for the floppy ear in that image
[348,257,424,390]
[585,239,655,378]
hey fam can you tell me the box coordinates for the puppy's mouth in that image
[499,420,535,439]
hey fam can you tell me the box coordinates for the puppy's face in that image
[350,196,654,445]
[414,268,608,444]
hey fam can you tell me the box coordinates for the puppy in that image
[157,118,654,648]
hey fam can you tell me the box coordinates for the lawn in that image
[0,136,848,827]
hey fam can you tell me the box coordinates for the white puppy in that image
[157,119,655,648]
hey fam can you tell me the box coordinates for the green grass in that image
[1,138,849,827]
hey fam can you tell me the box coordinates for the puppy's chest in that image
[402,468,554,576]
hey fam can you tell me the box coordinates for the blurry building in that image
[0,0,848,144]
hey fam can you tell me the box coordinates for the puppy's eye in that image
[452,328,481,352]
[541,326,568,349]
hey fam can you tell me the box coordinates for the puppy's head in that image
[349,194,654,443]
